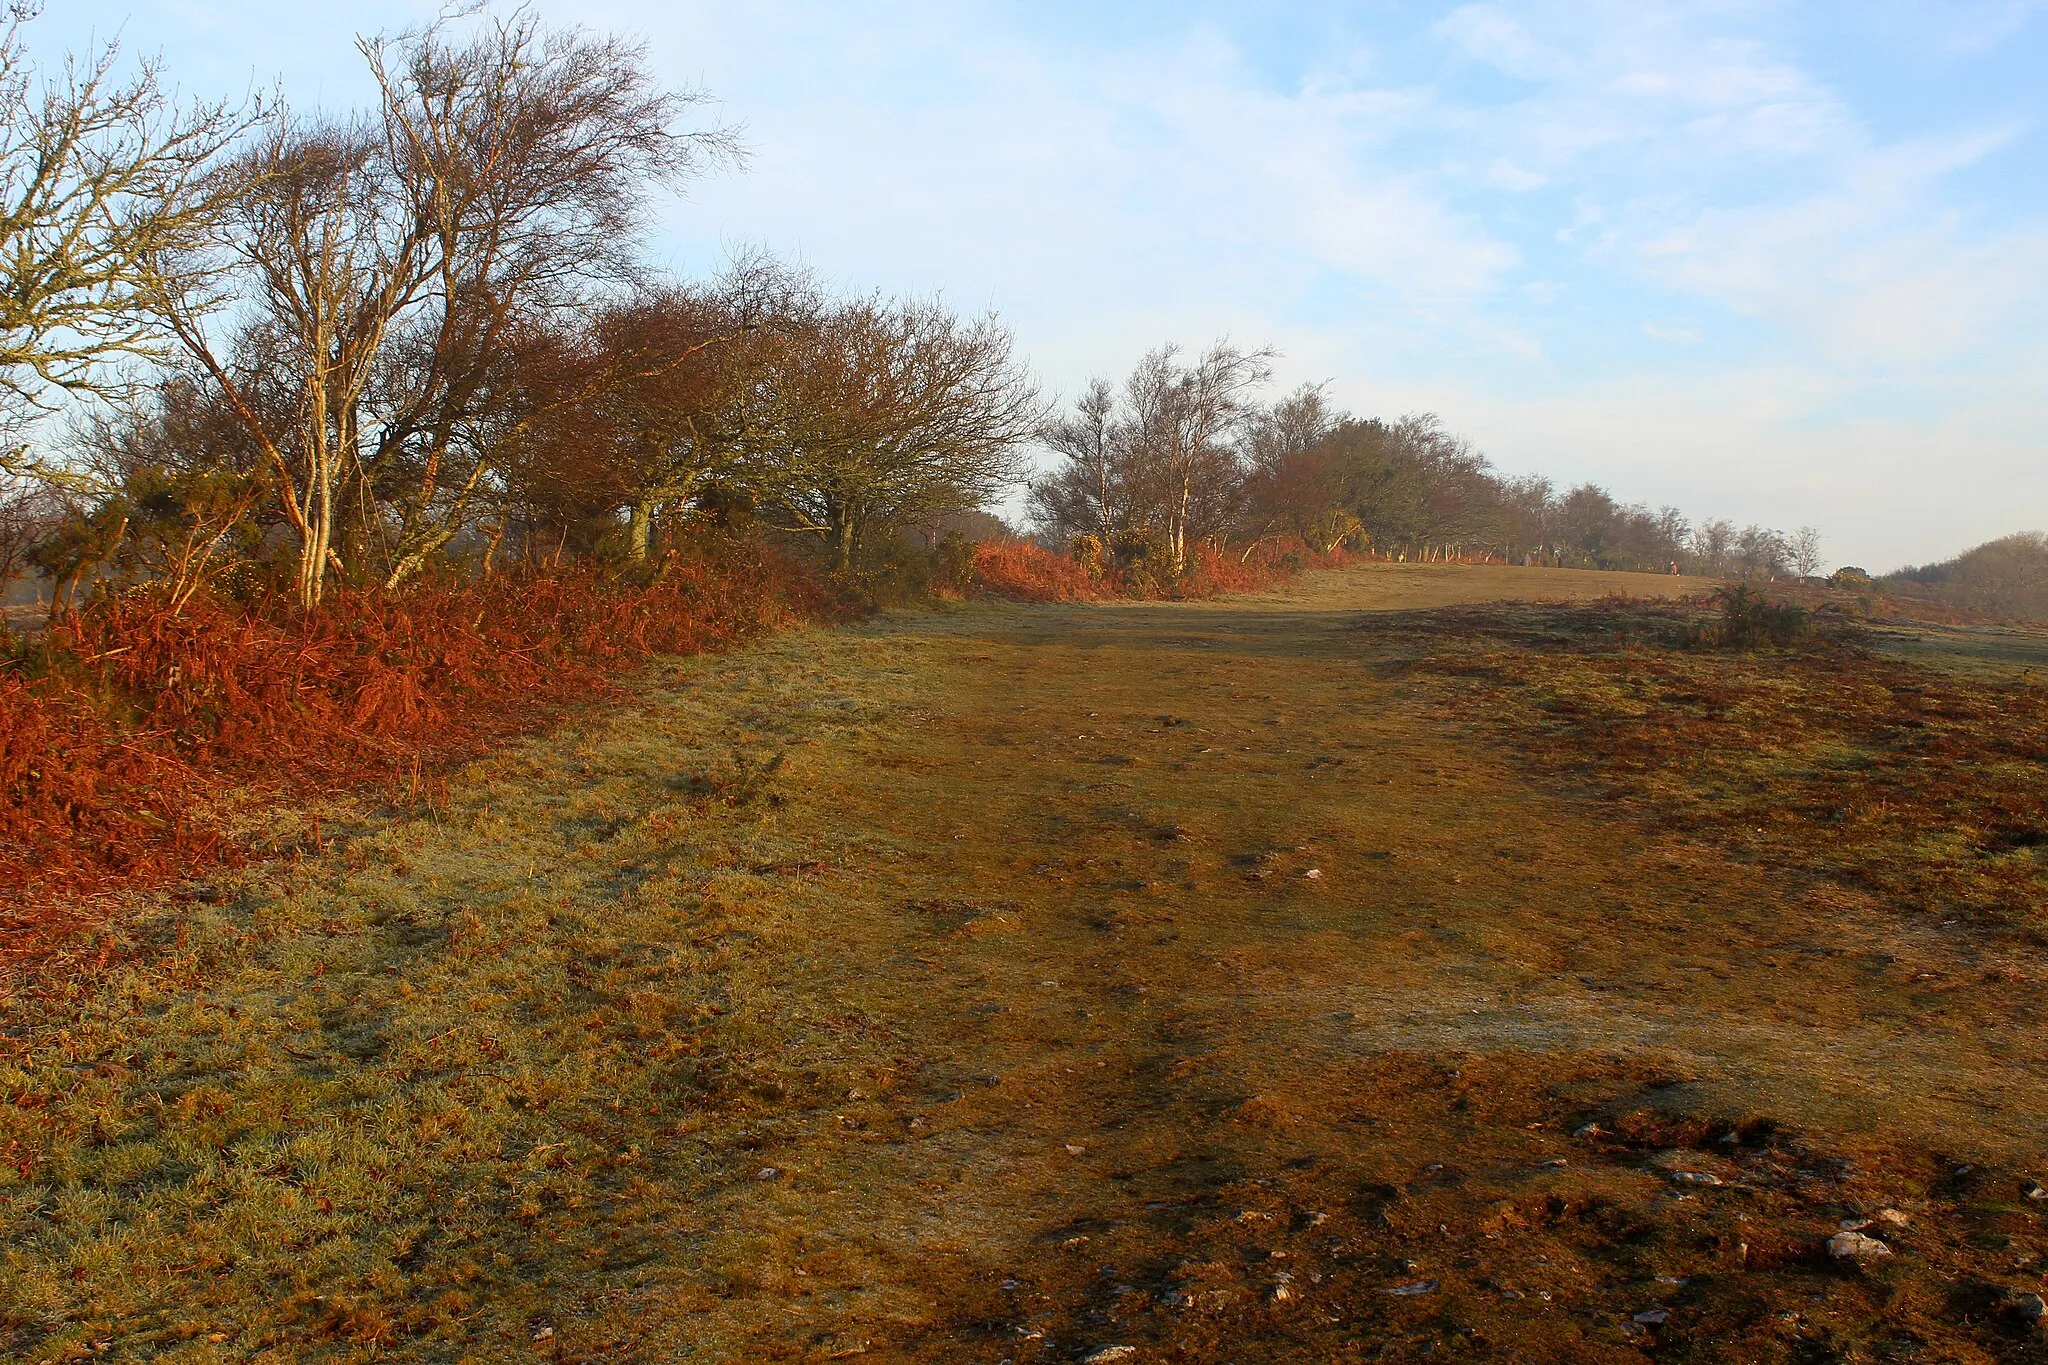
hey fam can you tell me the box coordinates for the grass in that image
[4,562,2047,1362]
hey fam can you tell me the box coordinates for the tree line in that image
[0,9,1821,619]
[1029,343,1824,580]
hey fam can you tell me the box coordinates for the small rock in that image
[1384,1280,1439,1296]
[2025,1181,2048,1201]
[1632,1308,1672,1326]
[1064,1144,1086,1155]
[1269,1281,1296,1304]
[1838,1217,1872,1232]
[1827,1231,1892,1260]
[1666,1171,1724,1187]
[1082,1348,1137,1364]
[532,1326,555,1342]
[2007,1291,2045,1324]
[1573,1122,1603,1138]
[1300,868,1323,880]
[755,1166,782,1182]
[1534,1158,1568,1169]
[1874,1208,1912,1229]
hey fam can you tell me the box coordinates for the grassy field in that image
[5,562,2047,1362]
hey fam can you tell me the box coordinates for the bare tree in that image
[139,12,738,606]
[1691,518,1734,576]
[143,117,436,609]
[1122,341,1274,575]
[1735,523,1789,579]
[1788,525,1824,580]
[1029,377,1131,545]
[0,11,256,470]
[754,295,1041,571]
[358,12,742,586]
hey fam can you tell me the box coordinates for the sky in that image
[44,0,2048,571]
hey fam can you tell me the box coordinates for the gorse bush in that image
[1712,584,1810,649]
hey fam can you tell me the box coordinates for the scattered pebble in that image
[2026,1181,2048,1201]
[1828,1231,1892,1260]
[1666,1171,1724,1187]
[1633,1309,1672,1326]
[1064,1144,1086,1155]
[756,1167,782,1182]
[1384,1280,1439,1296]
[1534,1158,1568,1169]
[1081,1348,1137,1364]
[1300,868,1323,880]
[1875,1208,1912,1229]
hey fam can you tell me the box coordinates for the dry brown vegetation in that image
[5,562,2047,1362]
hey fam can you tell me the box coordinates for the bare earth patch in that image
[4,563,2046,1362]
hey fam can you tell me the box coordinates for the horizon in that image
[40,0,2048,574]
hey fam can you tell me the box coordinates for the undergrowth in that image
[0,540,846,938]
[953,535,1368,603]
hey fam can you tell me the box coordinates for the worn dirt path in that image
[7,563,2046,1363]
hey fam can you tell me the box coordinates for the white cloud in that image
[42,0,2048,567]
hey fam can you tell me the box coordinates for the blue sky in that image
[46,0,2048,570]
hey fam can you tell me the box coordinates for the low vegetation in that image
[4,564,2046,1363]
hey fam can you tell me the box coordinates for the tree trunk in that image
[1169,474,1192,576]
[627,500,655,564]
[833,515,857,573]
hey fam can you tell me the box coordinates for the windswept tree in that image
[753,295,1041,571]
[0,12,256,468]
[508,275,770,565]
[138,12,737,606]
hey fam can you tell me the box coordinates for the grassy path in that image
[6,564,2046,1362]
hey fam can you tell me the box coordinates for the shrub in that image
[967,539,1103,602]
[1712,584,1810,649]
[0,540,846,912]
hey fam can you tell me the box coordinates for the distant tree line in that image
[1880,533,2048,623]
[1028,343,1824,580]
[0,9,1844,620]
